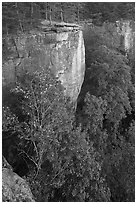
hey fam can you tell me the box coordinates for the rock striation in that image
[2,21,85,102]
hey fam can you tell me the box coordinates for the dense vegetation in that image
[2,2,135,35]
[77,22,135,201]
[2,2,135,202]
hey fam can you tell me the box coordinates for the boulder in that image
[2,168,35,202]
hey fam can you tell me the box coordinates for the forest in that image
[2,2,135,202]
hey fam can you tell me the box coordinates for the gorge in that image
[2,7,135,201]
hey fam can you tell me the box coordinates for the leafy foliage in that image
[84,2,135,23]
[27,125,110,202]
[2,106,19,132]
[8,68,73,174]
[77,22,135,201]
[2,66,110,201]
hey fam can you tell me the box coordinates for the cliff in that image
[116,20,135,53]
[2,22,85,102]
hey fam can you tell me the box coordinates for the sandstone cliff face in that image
[116,20,135,53]
[2,24,85,102]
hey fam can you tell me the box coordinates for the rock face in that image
[2,22,85,102]
[116,20,135,53]
[2,168,35,202]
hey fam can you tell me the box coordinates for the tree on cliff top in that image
[2,2,134,35]
[83,2,135,23]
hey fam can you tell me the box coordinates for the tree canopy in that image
[2,2,135,35]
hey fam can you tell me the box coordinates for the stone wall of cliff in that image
[2,22,85,102]
[116,20,135,53]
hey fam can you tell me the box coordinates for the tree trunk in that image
[15,2,23,32]
[31,2,33,27]
[6,23,8,35]
[49,6,52,24]
[60,8,63,22]
[45,3,48,20]
[77,4,80,23]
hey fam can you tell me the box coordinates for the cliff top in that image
[40,20,82,33]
